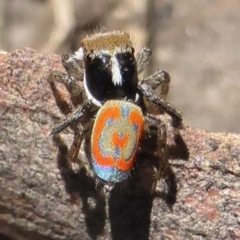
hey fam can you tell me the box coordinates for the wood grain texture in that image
[0,49,239,240]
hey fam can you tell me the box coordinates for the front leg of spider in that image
[135,47,181,123]
[49,54,85,98]
[138,82,182,126]
[136,47,152,74]
[61,54,84,81]
[136,47,170,100]
[142,70,170,100]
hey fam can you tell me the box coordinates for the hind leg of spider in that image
[145,115,169,193]
[154,123,168,190]
[68,124,96,179]
[154,121,177,204]
[67,126,85,167]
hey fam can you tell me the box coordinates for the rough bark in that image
[0,49,239,240]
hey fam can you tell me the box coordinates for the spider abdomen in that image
[91,100,144,183]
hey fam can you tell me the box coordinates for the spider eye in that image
[115,51,136,86]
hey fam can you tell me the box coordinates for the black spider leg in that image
[135,47,171,101]
[67,125,85,167]
[50,51,92,135]
[138,83,182,126]
[50,54,85,99]
[51,101,92,167]
[141,70,170,100]
[50,53,96,164]
[144,115,177,204]
[144,115,168,192]
[51,101,92,135]
[62,54,84,82]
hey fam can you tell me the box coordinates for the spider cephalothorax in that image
[50,30,182,190]
[82,32,139,106]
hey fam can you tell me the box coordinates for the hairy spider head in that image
[74,31,139,107]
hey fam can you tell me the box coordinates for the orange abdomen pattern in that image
[91,100,144,183]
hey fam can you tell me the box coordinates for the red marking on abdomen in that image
[91,101,144,171]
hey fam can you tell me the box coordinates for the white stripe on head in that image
[111,56,122,86]
[135,93,140,102]
[73,47,84,61]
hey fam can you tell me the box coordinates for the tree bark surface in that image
[0,49,239,240]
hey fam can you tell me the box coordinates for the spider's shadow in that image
[108,130,189,240]
[52,135,106,240]
[108,153,156,240]
[50,79,106,240]
[53,132,188,240]
[53,136,106,239]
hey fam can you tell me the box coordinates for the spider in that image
[50,31,182,193]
